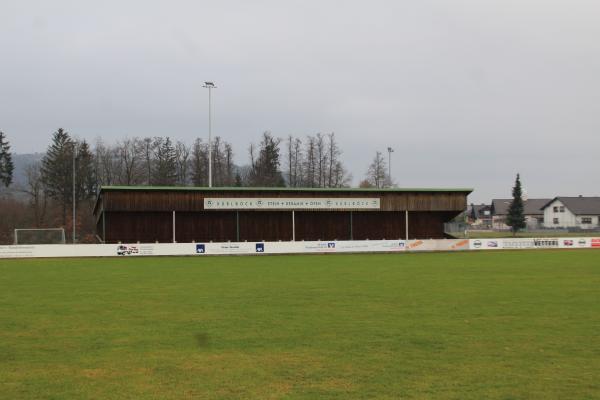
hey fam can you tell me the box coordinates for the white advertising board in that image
[469,237,596,250]
[203,198,380,210]
[1,237,597,259]
[406,239,470,252]
[195,240,407,255]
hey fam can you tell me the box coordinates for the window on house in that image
[581,217,592,224]
[553,206,558,212]
[553,218,559,224]
[560,206,565,212]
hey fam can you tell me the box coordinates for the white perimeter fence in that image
[0,237,599,259]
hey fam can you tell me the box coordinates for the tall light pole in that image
[72,141,78,243]
[387,147,394,186]
[203,81,216,187]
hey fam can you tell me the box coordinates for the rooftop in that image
[542,196,600,215]
[491,198,551,216]
[99,185,474,193]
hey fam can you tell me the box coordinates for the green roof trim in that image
[100,185,473,193]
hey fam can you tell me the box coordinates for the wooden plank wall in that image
[104,212,172,243]
[102,210,456,243]
[100,190,467,213]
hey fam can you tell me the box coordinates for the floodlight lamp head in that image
[203,81,215,88]
[387,147,394,153]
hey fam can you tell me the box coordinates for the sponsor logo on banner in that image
[117,245,139,256]
[487,241,498,248]
[473,240,482,249]
[408,240,424,249]
[533,239,559,248]
[376,241,405,251]
[256,243,265,253]
[196,244,205,254]
[503,240,535,249]
[327,242,336,248]
[116,244,155,256]
[578,239,587,247]
[451,239,469,250]
[563,240,573,247]
[592,238,600,248]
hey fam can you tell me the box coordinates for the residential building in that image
[468,203,492,226]
[491,198,551,230]
[541,196,600,229]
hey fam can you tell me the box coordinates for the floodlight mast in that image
[203,81,217,187]
[72,141,78,243]
[387,147,394,186]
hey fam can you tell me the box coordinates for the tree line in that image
[0,128,393,243]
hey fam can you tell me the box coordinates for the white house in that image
[541,196,600,229]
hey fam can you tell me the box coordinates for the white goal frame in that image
[14,228,67,245]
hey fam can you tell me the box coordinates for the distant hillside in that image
[13,153,44,186]
[0,153,44,198]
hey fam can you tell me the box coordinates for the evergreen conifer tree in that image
[41,128,74,225]
[152,137,178,185]
[76,140,96,200]
[0,131,14,187]
[506,173,526,235]
[249,132,285,186]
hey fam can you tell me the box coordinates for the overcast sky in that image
[1,0,599,202]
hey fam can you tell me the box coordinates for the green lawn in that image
[1,251,599,399]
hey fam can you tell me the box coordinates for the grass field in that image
[1,251,599,399]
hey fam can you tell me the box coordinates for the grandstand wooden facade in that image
[93,186,472,243]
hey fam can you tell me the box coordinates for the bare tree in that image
[191,138,209,186]
[366,151,388,189]
[303,135,316,187]
[327,133,341,187]
[292,137,302,187]
[331,161,352,188]
[224,142,234,186]
[285,135,303,187]
[286,135,294,186]
[141,137,157,185]
[212,136,223,185]
[23,162,47,226]
[94,139,119,186]
[175,141,191,186]
[315,133,328,187]
[117,138,144,185]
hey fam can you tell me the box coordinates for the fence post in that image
[405,210,409,240]
[172,211,176,243]
[292,210,295,241]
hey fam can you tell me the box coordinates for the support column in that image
[405,210,409,240]
[172,211,176,243]
[292,210,296,241]
[236,211,240,242]
[102,212,106,243]
[350,211,353,240]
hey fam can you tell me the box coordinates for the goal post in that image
[14,228,67,245]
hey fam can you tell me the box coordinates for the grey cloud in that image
[1,0,599,202]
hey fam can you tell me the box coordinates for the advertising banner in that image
[407,239,470,252]
[203,198,380,210]
[469,239,502,250]
[469,237,594,250]
[1,237,596,259]
[195,240,407,255]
